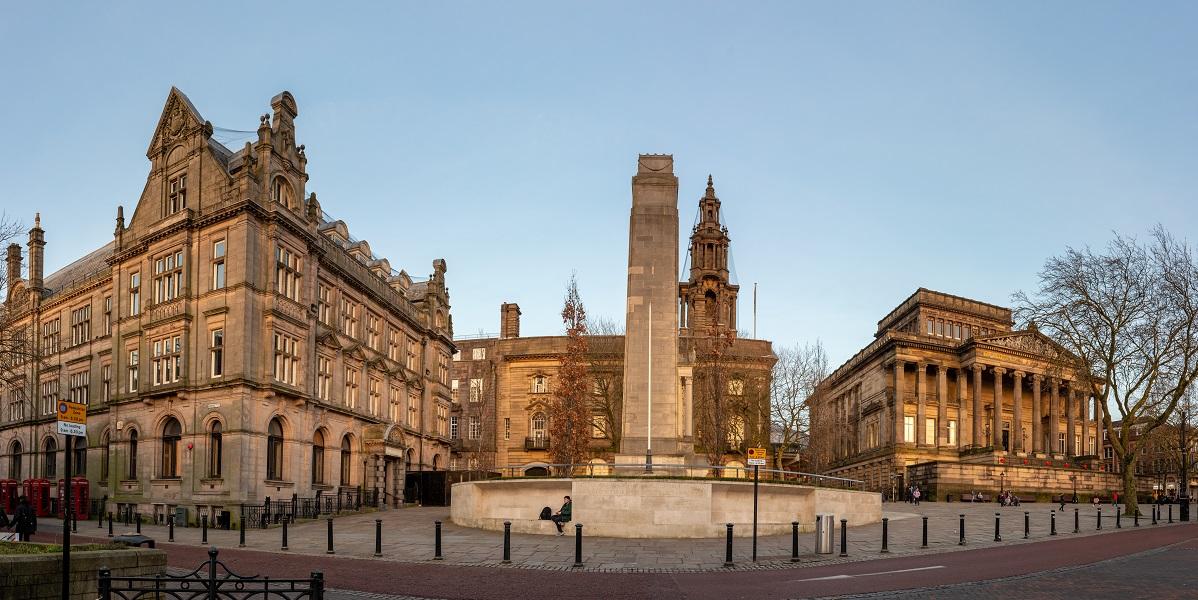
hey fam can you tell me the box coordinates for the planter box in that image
[0,546,165,600]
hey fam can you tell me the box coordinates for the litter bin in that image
[217,510,231,530]
[815,513,835,554]
[174,506,189,527]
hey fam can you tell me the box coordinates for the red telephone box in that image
[0,480,17,513]
[25,479,51,517]
[70,477,89,520]
[56,478,65,518]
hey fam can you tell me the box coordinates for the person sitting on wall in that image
[551,495,572,536]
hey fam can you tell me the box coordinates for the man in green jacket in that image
[551,496,572,536]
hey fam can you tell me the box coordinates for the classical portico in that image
[815,289,1119,501]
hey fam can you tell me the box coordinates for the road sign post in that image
[747,447,767,562]
[56,400,86,600]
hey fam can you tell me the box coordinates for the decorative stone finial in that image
[33,213,40,228]
[705,175,716,199]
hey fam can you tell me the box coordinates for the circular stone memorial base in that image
[450,477,882,538]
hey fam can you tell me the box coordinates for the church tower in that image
[680,176,739,336]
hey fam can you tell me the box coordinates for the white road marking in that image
[793,565,946,582]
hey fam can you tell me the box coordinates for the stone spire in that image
[681,175,739,334]
[27,213,44,292]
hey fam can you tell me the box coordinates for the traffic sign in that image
[56,401,87,436]
[747,447,767,465]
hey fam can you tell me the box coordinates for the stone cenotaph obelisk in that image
[617,155,693,468]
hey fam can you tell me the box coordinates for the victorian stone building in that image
[0,88,454,524]
[449,171,774,475]
[811,289,1145,501]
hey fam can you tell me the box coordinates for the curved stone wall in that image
[450,478,881,538]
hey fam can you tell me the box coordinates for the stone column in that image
[915,362,928,445]
[853,385,862,454]
[957,368,968,449]
[1049,378,1060,455]
[893,360,906,445]
[972,364,984,448]
[1094,395,1105,461]
[1066,384,1076,457]
[1080,387,1089,455]
[937,364,948,447]
[1012,371,1025,453]
[992,367,1006,450]
[1031,374,1043,454]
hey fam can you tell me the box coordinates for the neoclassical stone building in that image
[449,172,774,474]
[0,88,454,524]
[811,289,1140,501]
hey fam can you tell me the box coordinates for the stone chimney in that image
[27,213,44,292]
[5,243,21,299]
[500,303,521,339]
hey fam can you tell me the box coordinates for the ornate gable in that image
[975,329,1076,363]
[146,87,208,158]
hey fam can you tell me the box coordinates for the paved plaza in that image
[43,501,1191,572]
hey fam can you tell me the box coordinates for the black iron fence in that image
[100,547,323,600]
[240,488,377,529]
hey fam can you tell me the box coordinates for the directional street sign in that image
[56,401,87,436]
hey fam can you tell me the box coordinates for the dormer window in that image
[272,177,295,210]
[166,174,187,215]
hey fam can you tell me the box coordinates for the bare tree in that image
[548,275,592,470]
[770,341,828,471]
[586,316,623,451]
[0,215,38,425]
[689,328,771,471]
[1014,227,1198,517]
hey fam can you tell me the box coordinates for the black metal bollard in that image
[1153,505,1158,525]
[168,515,175,542]
[282,518,290,551]
[1024,511,1030,539]
[994,513,1001,542]
[202,515,208,544]
[1075,508,1080,534]
[921,516,928,548]
[326,517,335,554]
[839,518,848,557]
[135,512,142,534]
[72,513,77,533]
[881,518,889,553]
[1117,506,1122,528]
[107,512,113,538]
[959,514,966,545]
[434,520,443,560]
[1051,510,1057,536]
[791,521,800,562]
[1097,507,1102,530]
[573,524,583,568]
[1135,508,1140,527]
[502,521,511,564]
[724,523,734,567]
[374,519,382,558]
[239,513,246,548]
[1169,504,1174,524]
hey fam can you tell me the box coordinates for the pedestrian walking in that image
[12,496,36,542]
[912,487,921,506]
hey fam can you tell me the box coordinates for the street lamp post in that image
[1070,474,1078,503]
[1181,409,1190,522]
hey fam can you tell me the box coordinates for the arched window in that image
[311,430,326,485]
[266,418,284,480]
[161,418,182,478]
[128,430,138,479]
[404,448,412,472]
[9,440,21,480]
[43,437,57,478]
[272,177,295,210]
[208,422,223,478]
[100,432,110,481]
[339,436,351,486]
[531,412,547,444]
[73,436,87,476]
[431,454,440,471]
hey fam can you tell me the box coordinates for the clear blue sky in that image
[2,2,1196,370]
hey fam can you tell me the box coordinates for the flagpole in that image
[645,301,653,473]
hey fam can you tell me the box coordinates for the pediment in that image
[976,330,1076,362]
[316,328,342,349]
[146,87,208,158]
[343,344,367,361]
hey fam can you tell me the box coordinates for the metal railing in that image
[524,436,550,451]
[491,462,864,489]
[100,547,323,599]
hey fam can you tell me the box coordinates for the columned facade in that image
[812,289,1120,501]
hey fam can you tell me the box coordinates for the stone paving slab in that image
[46,501,1193,573]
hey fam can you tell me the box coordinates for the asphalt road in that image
[39,520,1197,599]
